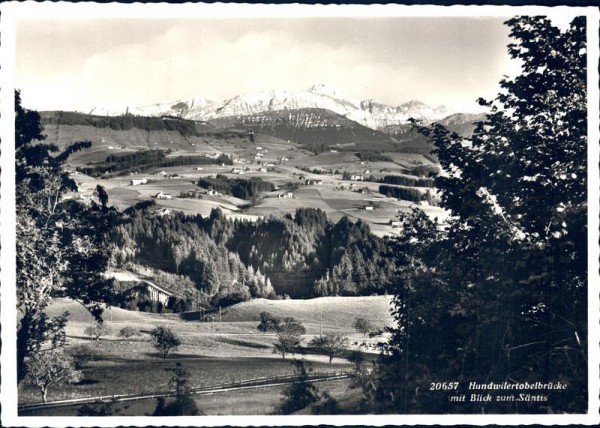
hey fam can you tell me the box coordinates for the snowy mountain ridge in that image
[126,84,467,130]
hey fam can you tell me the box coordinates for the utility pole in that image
[319,305,323,336]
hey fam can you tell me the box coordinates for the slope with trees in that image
[108,206,398,301]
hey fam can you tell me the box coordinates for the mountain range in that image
[127,84,470,131]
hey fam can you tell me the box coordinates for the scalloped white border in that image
[1,2,598,427]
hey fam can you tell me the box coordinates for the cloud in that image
[18,23,431,112]
[16,18,515,113]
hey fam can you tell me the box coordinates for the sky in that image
[16,17,518,113]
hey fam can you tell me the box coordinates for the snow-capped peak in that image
[308,84,339,98]
[129,85,466,130]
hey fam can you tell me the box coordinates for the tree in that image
[274,318,305,360]
[376,17,588,413]
[347,351,374,399]
[152,363,202,416]
[84,322,111,341]
[256,311,280,334]
[24,348,82,403]
[276,359,320,414]
[309,332,349,364]
[353,317,372,337]
[150,326,181,359]
[15,91,116,382]
[68,344,98,370]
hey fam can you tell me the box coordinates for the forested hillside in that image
[108,207,397,302]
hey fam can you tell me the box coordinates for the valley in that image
[43,109,451,238]
[22,94,479,415]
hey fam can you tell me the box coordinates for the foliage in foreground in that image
[16,90,116,383]
[152,363,202,416]
[276,360,322,414]
[368,16,588,414]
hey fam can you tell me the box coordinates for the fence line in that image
[18,370,351,412]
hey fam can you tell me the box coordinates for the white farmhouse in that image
[154,192,172,200]
[130,178,147,186]
[154,208,171,217]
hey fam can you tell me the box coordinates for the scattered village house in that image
[351,175,364,181]
[305,179,323,185]
[389,220,402,228]
[130,178,147,186]
[278,192,294,199]
[154,192,172,200]
[127,281,174,305]
[154,208,171,217]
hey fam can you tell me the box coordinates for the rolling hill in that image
[209,108,401,153]
[43,295,395,334]
[221,296,395,331]
[38,111,286,165]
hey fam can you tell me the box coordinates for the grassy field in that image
[221,296,394,332]
[21,296,390,414]
[18,353,352,405]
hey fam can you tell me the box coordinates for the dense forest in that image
[77,150,232,176]
[378,185,425,202]
[41,111,217,137]
[196,175,275,200]
[354,152,393,162]
[379,174,434,187]
[107,207,397,304]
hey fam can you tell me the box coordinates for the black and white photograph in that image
[1,2,599,426]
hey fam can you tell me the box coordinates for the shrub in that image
[84,322,111,341]
[256,311,281,334]
[119,326,139,339]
